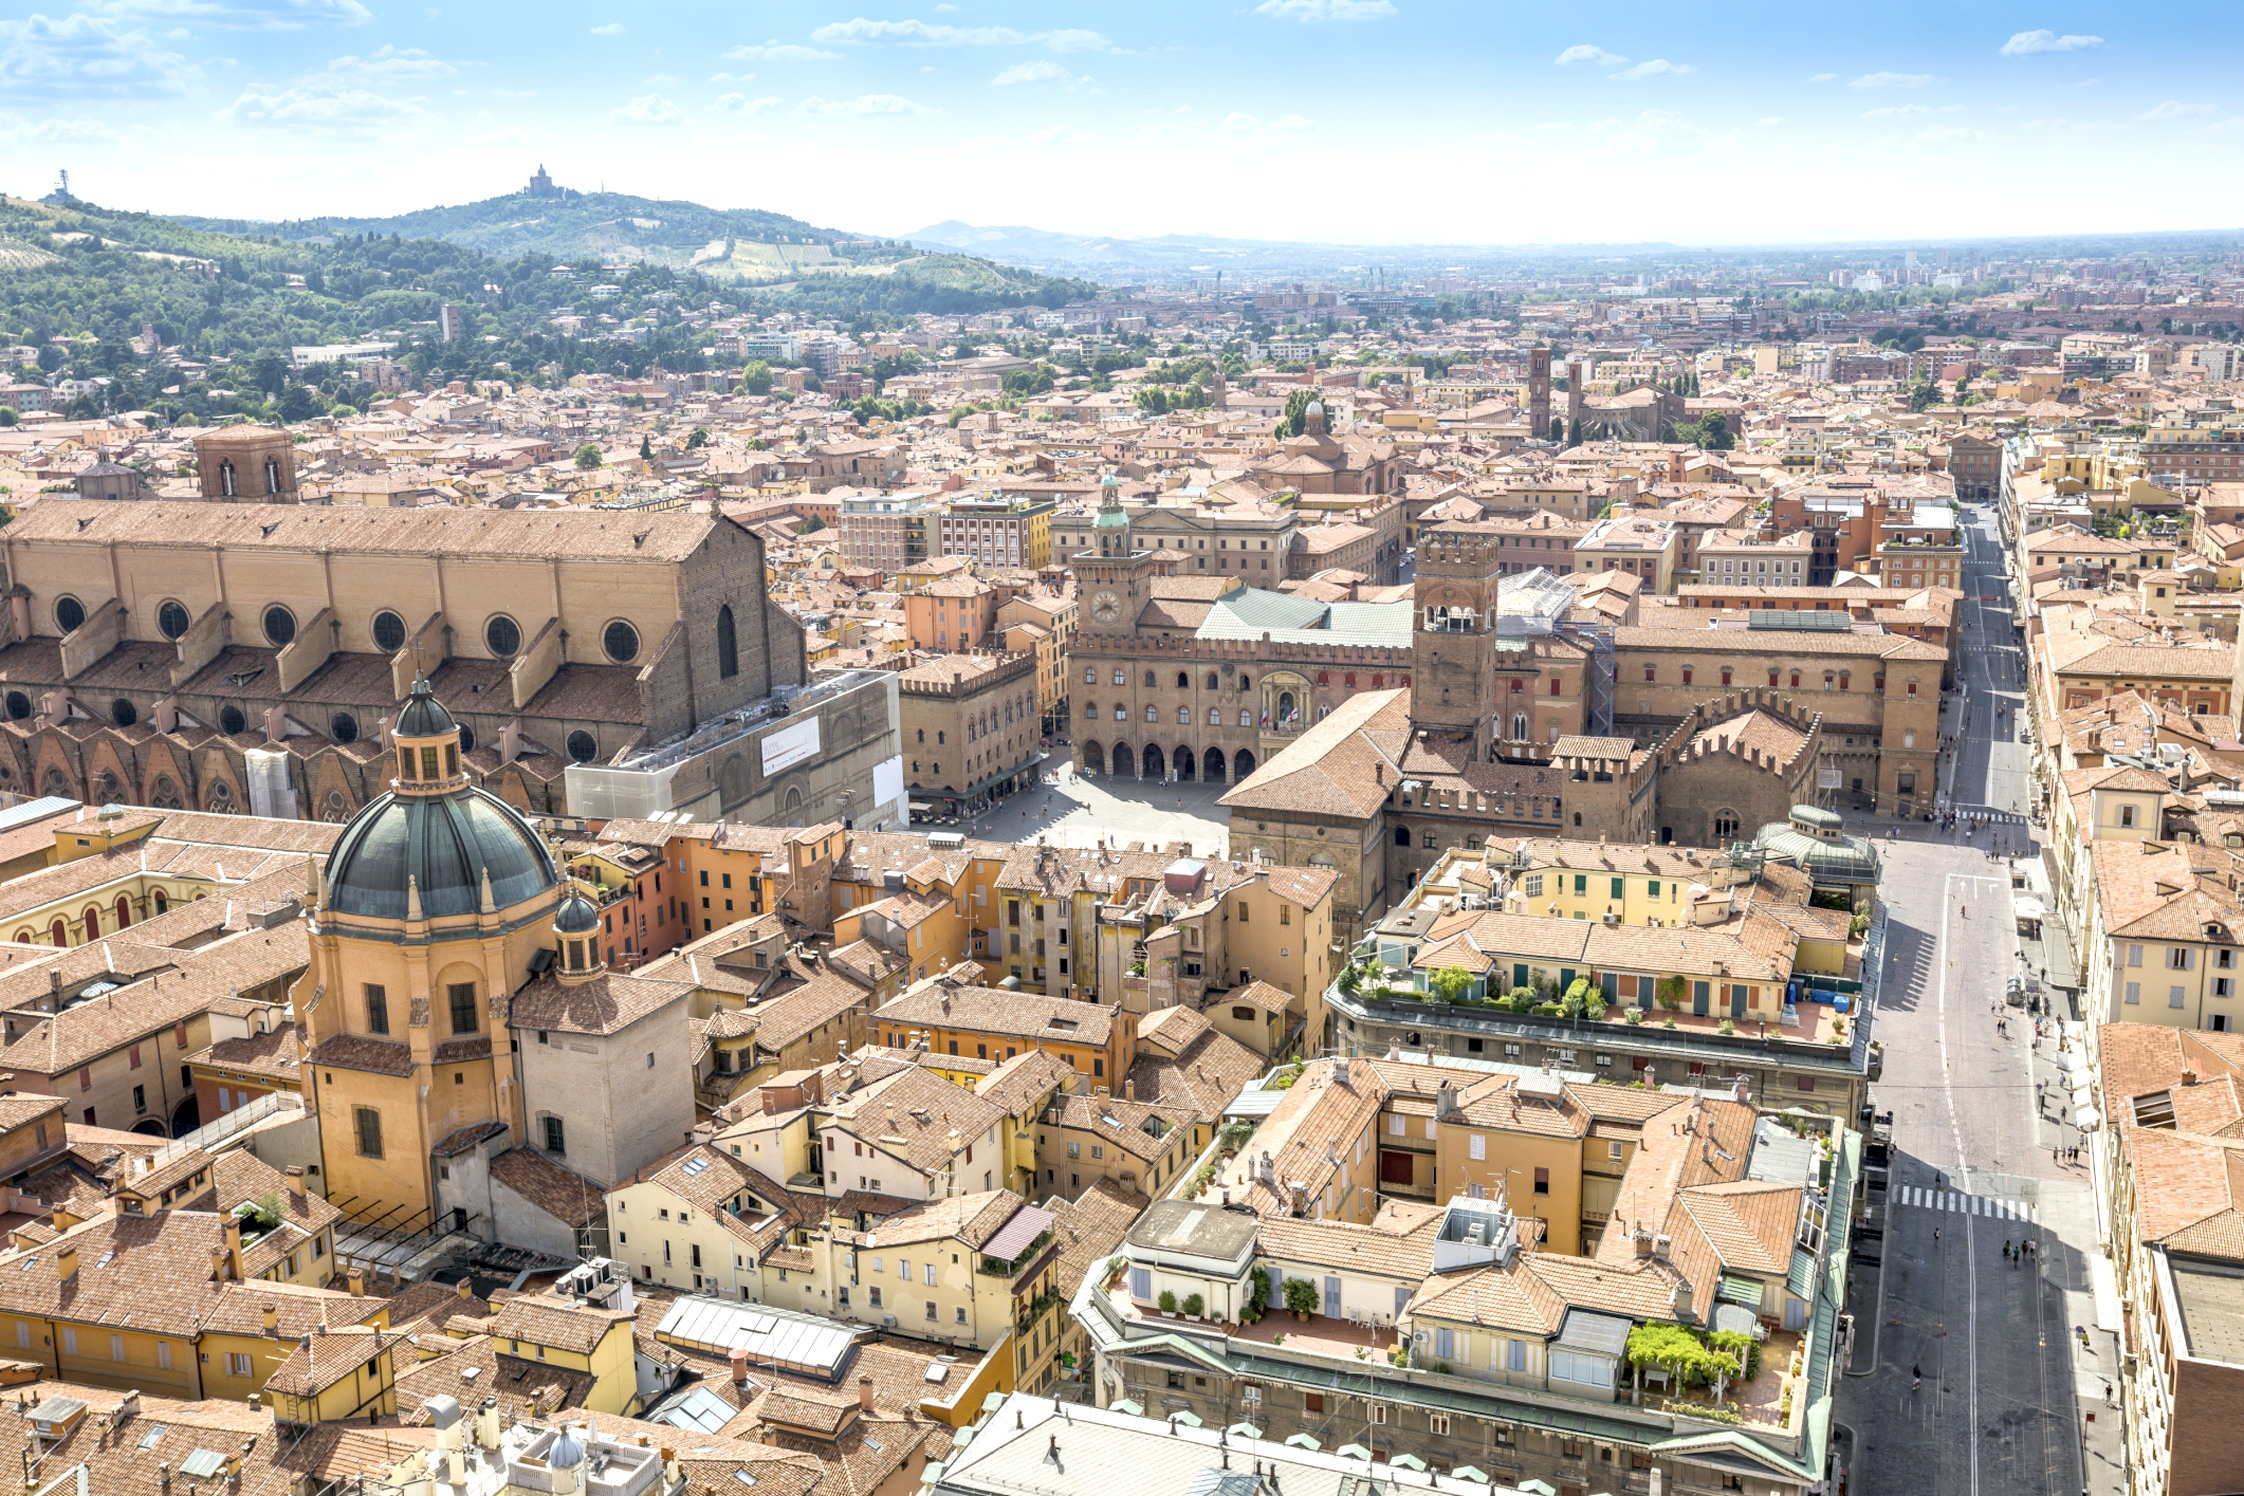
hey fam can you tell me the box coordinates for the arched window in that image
[1145,705,1158,722]
[1084,666,1096,684]
[81,907,100,941]
[1838,672,1851,691]
[1114,706,1127,720]
[1714,813,1740,839]
[219,460,236,497]
[1084,702,1098,719]
[1144,671,1157,688]
[1177,707,1191,724]
[1206,673,1219,689]
[716,605,739,679]
[1395,826,1410,845]
[49,919,65,947]
[1208,707,1221,725]
[1239,709,1252,727]
[1317,672,1329,686]
[1791,672,1802,688]
[1176,671,1189,688]
[1239,675,1251,692]
[115,895,132,930]
[1510,679,1523,694]
[1512,713,1528,741]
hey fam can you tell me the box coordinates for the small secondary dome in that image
[547,1429,586,1470]
[554,892,600,934]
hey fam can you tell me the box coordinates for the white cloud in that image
[1613,58,1692,79]
[224,78,421,126]
[589,22,623,35]
[0,13,199,97]
[1858,103,1958,119]
[708,71,751,81]
[1808,72,1837,82]
[0,112,122,144]
[810,18,1116,51]
[81,0,368,29]
[1251,0,1396,18]
[1754,116,1784,128]
[611,93,684,124]
[329,44,454,77]
[1219,111,1259,133]
[492,86,535,96]
[1850,71,1934,88]
[642,72,677,84]
[797,92,930,114]
[1267,112,1312,130]
[712,92,781,113]
[723,40,839,61]
[2000,29,2102,56]
[993,59,1073,85]
[1555,44,1624,65]
[2139,100,2217,120]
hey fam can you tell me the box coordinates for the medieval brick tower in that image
[1410,525,1505,760]
[1529,347,1551,441]
[193,426,299,503]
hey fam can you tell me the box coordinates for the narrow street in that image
[1834,503,2094,1496]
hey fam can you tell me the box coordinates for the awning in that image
[1717,1274,1765,1308]
[2014,897,2046,920]
[1335,1444,1373,1462]
[1226,1423,1262,1440]
[2078,1107,2103,1130]
[1389,1455,1428,1472]
[1448,1469,1489,1485]
[1110,1400,1144,1417]
[1284,1434,1321,1452]
[1168,1411,1203,1428]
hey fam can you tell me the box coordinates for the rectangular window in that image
[110,1334,124,1362]
[227,1353,252,1378]
[2129,944,2144,967]
[61,1329,77,1357]
[128,1044,141,1069]
[2125,981,2142,1005]
[365,983,389,1035]
[544,1116,566,1154]
[156,1340,170,1369]
[2171,986,2188,1009]
[355,1106,383,1159]
[1469,1134,1485,1160]
[447,982,478,1035]
[1505,1339,1526,1372]
[924,1263,937,1286]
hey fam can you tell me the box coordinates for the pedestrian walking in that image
[1911,1364,1922,1392]
[2003,1240,2012,1261]
[1933,1226,1941,1246]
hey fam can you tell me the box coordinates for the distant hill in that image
[173,186,916,279]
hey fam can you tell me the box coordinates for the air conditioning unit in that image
[1602,912,1617,925]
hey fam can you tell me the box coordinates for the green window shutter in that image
[1514,963,1529,989]
[1692,980,1711,1016]
[1611,877,1624,898]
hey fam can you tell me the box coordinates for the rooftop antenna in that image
[55,170,69,200]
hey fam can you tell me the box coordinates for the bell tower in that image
[1411,524,1504,759]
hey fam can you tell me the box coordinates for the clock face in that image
[1091,591,1121,625]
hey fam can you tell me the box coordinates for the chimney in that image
[347,1268,365,1297]
[455,1278,473,1300]
[730,1348,751,1388]
[56,1246,76,1282]
[284,1165,304,1189]
[1654,1233,1672,1260]
[2183,1069,2198,1087]
[1124,1077,1135,1101]
[1633,1229,1653,1260]
[858,1375,874,1415]
[222,1218,242,1279]
[261,1305,278,1337]
[1671,1279,1693,1322]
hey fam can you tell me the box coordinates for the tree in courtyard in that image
[573,443,603,469]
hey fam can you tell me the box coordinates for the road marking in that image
[1894,1185,2033,1220]
[1937,870,1983,1496]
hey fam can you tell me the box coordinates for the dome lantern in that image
[553,885,605,985]
[391,673,467,797]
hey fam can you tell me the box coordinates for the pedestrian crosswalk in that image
[1893,1185,2035,1220]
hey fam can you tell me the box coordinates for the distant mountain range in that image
[173,188,915,281]
[903,220,1413,278]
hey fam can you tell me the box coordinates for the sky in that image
[0,0,2236,247]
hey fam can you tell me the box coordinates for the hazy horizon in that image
[2,1,2236,248]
